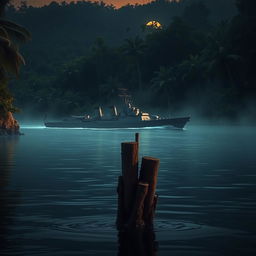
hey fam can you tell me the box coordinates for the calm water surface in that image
[0,125,256,255]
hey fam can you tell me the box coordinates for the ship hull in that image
[45,117,190,129]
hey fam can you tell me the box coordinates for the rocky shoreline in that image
[0,112,22,136]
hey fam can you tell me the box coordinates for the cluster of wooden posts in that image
[116,133,160,231]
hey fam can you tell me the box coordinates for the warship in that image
[44,90,190,129]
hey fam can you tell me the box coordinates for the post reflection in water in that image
[0,137,20,253]
[118,229,158,256]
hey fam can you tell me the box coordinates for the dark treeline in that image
[6,0,256,120]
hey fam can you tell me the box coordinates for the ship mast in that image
[118,88,132,106]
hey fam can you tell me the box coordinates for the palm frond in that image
[0,35,11,46]
[0,26,9,39]
[0,19,31,42]
[0,43,25,76]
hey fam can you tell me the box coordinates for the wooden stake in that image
[139,156,160,227]
[121,142,139,221]
[128,182,149,229]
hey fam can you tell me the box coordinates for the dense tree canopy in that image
[4,0,255,121]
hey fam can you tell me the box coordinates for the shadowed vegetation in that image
[0,0,30,135]
[5,0,256,121]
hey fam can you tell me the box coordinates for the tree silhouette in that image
[236,0,256,16]
[0,0,30,133]
[183,1,211,31]
[205,22,241,87]
[99,76,121,103]
[122,36,146,91]
[151,66,177,109]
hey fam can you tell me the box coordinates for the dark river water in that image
[0,125,256,256]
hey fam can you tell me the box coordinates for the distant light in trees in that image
[146,21,162,29]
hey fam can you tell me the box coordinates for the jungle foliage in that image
[0,0,30,115]
[5,0,256,120]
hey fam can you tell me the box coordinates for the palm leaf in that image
[0,35,11,46]
[0,26,9,40]
[0,42,25,76]
[0,19,31,42]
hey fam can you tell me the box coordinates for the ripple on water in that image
[12,214,243,244]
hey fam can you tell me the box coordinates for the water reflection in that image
[0,126,255,255]
[0,137,20,253]
[118,229,158,256]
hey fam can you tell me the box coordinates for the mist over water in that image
[0,125,256,255]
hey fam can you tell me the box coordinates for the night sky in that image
[14,0,153,8]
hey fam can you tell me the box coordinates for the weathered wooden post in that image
[128,182,148,228]
[121,141,138,220]
[117,133,159,255]
[116,141,138,229]
[116,133,159,231]
[139,157,160,228]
